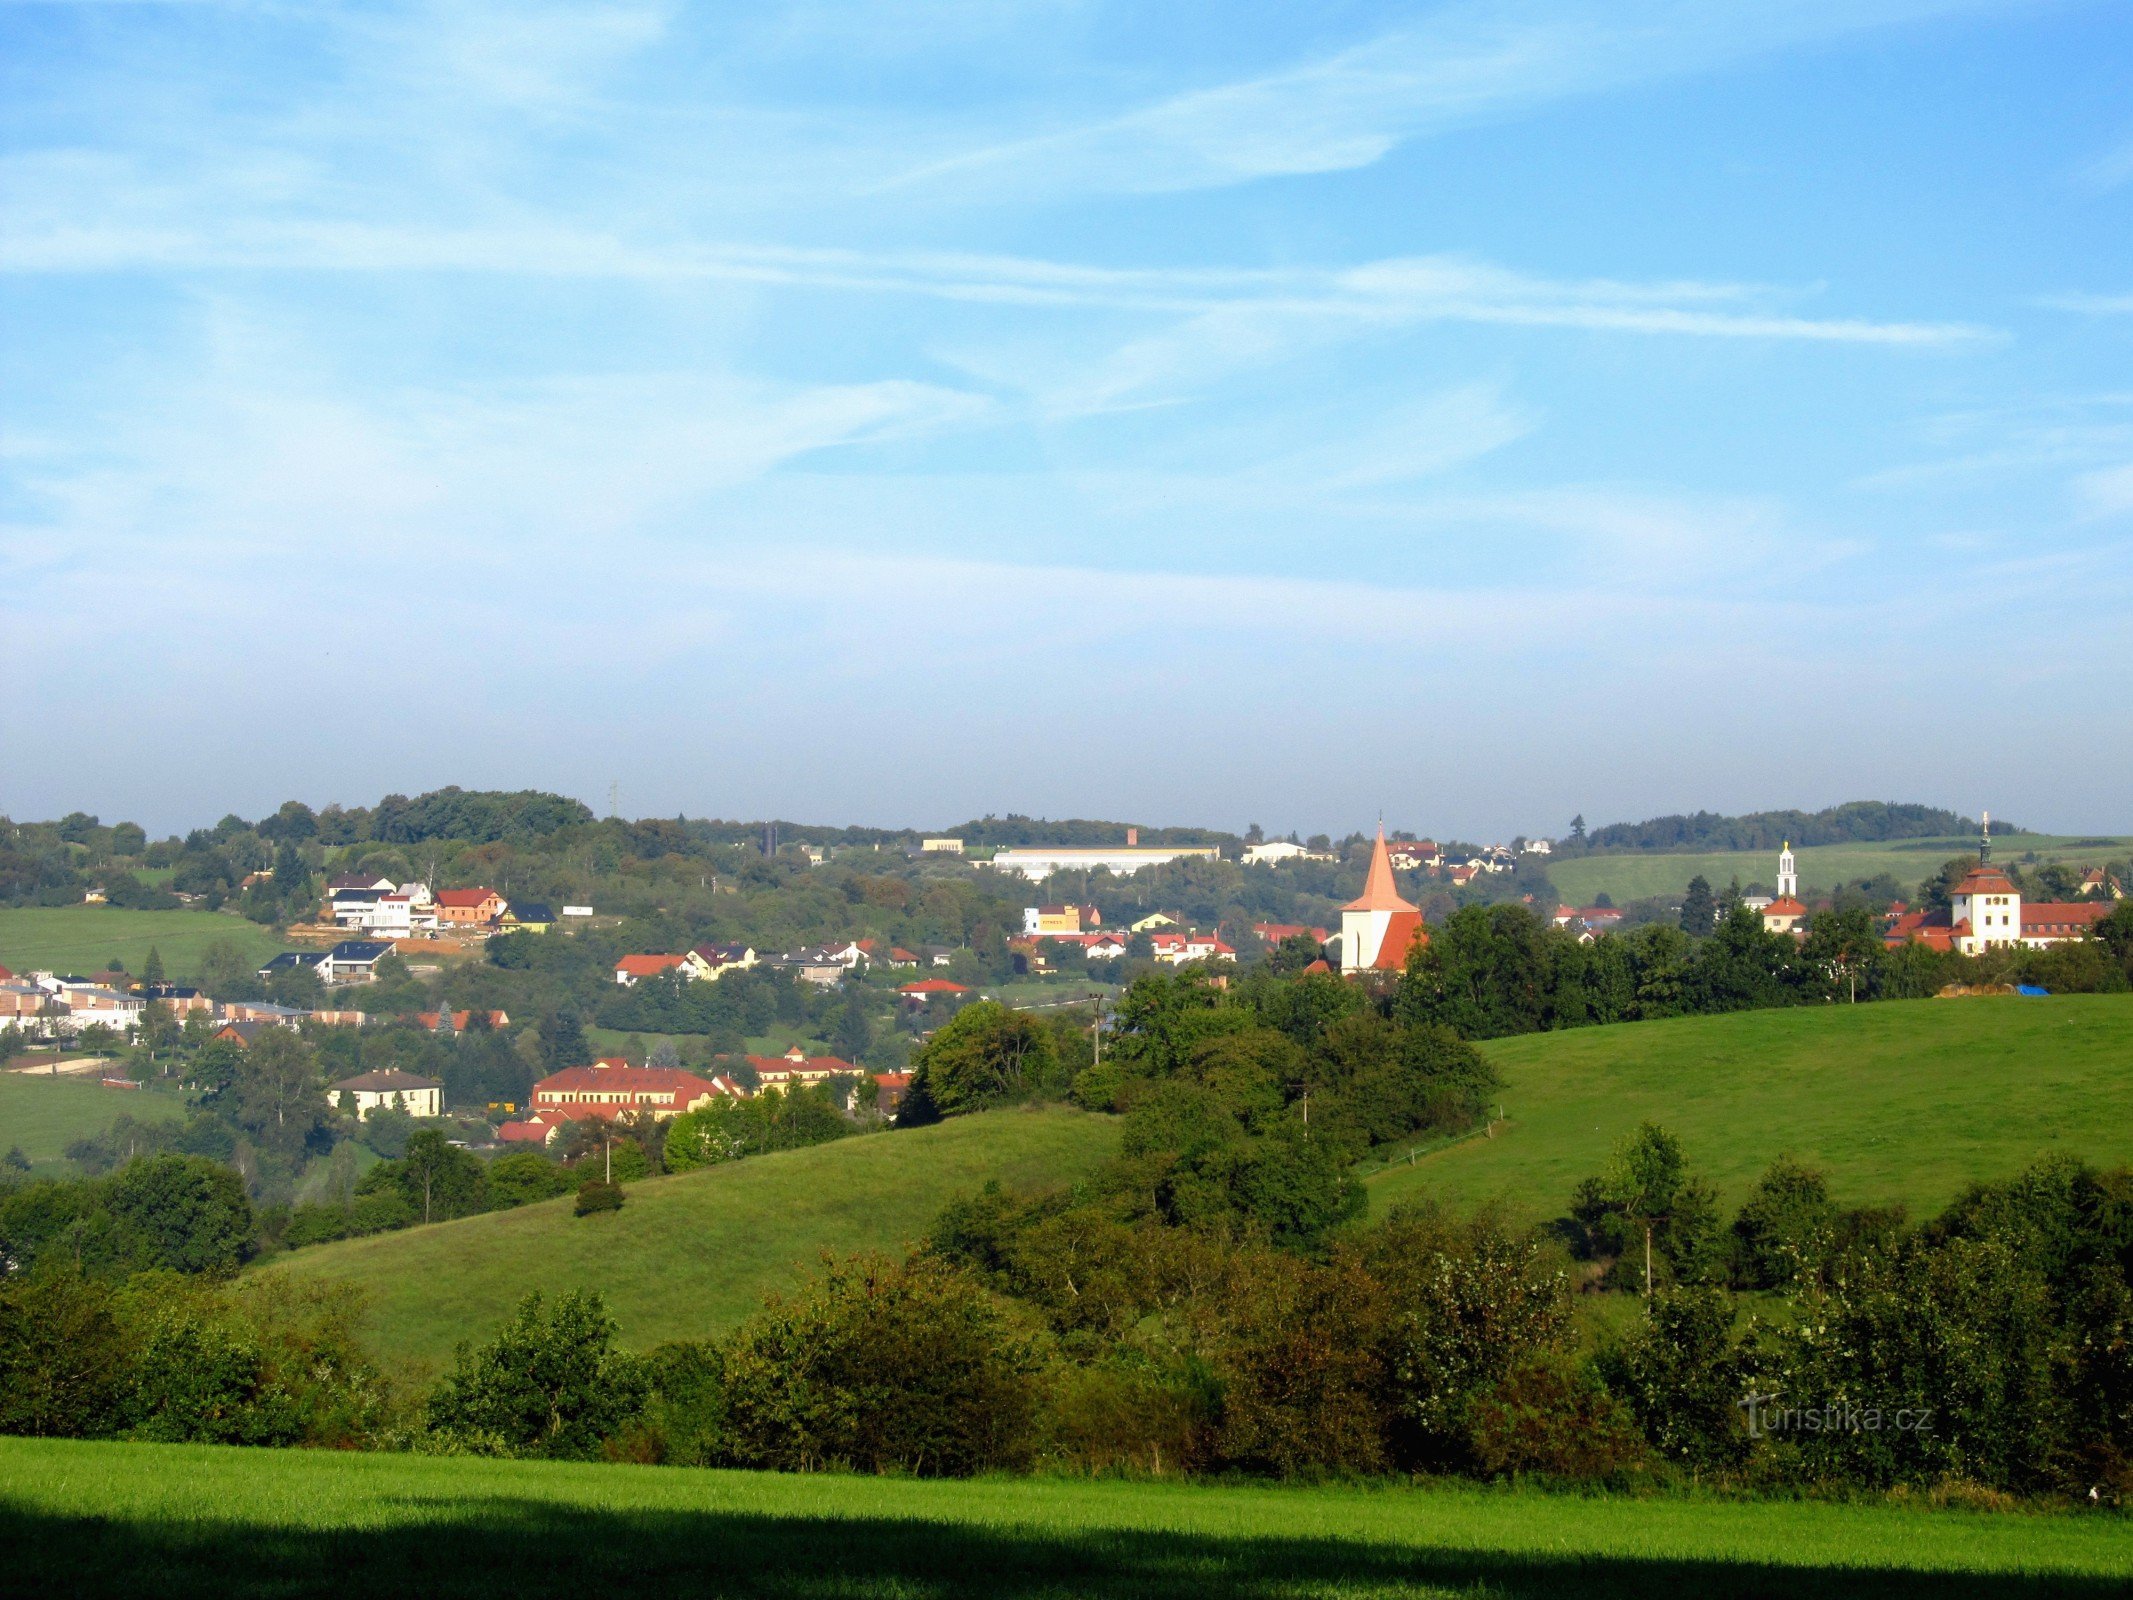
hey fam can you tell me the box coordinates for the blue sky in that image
[2,0,2128,840]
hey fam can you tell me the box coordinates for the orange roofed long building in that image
[498,1058,736,1144]
[1338,826,1428,975]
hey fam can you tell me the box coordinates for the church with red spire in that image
[1337,826,1429,975]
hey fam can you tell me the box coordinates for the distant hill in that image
[257,1105,1118,1371]
[1367,995,2133,1220]
[1576,801,2012,854]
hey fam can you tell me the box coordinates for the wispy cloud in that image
[2074,463,2133,519]
[894,0,2014,196]
[2074,134,2133,192]
[2037,291,2133,316]
[0,201,1988,365]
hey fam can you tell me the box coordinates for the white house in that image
[329,1069,443,1121]
[58,987,145,1035]
[342,885,439,938]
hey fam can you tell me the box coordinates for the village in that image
[4,823,2122,1164]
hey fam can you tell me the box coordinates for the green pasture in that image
[1369,995,2133,1221]
[260,1105,1118,1373]
[0,1073,186,1167]
[1546,833,2133,907]
[1,1437,2126,1599]
[0,905,280,980]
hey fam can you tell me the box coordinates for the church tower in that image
[1775,841,1797,901]
[1340,825,1423,974]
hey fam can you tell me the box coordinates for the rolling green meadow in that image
[261,1104,1119,1372]
[0,905,281,978]
[1,1436,2127,1599]
[1368,995,2133,1218]
[257,999,2133,1371]
[0,1073,185,1167]
[1545,833,2133,906]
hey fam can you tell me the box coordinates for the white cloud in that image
[2074,463,2133,519]
[2075,135,2133,192]
[2038,292,2133,316]
[894,0,2015,196]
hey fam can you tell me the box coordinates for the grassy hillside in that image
[1369,995,2133,1221]
[0,1073,186,1168]
[0,905,280,978]
[261,1105,1118,1371]
[4,1438,2127,1599]
[1546,832,2133,906]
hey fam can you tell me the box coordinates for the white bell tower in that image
[1775,841,1797,900]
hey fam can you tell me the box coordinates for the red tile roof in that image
[899,979,970,995]
[531,1061,724,1112]
[1954,865,2019,897]
[2023,902,2111,933]
[414,1010,511,1030]
[434,887,501,908]
[1371,911,1429,971]
[615,953,687,978]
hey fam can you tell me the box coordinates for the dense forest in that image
[1575,801,2011,854]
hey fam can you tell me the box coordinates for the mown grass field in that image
[0,905,280,979]
[260,1105,1118,1371]
[1369,995,2133,1220]
[0,1073,186,1167]
[1545,833,2133,906]
[1,1437,2126,1599]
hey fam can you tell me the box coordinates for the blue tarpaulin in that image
[2017,985,2051,997]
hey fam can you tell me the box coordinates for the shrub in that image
[1198,1247,1388,1477]
[487,1151,574,1208]
[722,1255,1041,1476]
[1599,1285,1752,1471]
[104,1154,253,1276]
[906,1002,1063,1117]
[1467,1352,1648,1480]
[426,1290,647,1458]
[574,1179,625,1216]
[0,1266,130,1438]
[124,1305,304,1445]
[1363,1206,1574,1473]
[1731,1156,1836,1290]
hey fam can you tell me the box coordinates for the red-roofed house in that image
[1149,931,1237,965]
[497,1109,568,1145]
[899,978,971,1007]
[614,953,688,986]
[871,1070,912,1117]
[434,888,508,928]
[1386,841,1440,872]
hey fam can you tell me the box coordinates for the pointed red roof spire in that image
[1344,825,1420,914]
